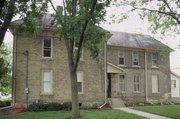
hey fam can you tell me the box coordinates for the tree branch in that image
[73,0,98,71]
[48,0,57,12]
[0,0,15,46]
[133,7,180,24]
[0,0,5,15]
[72,0,77,16]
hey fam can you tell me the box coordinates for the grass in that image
[0,110,147,119]
[134,105,180,119]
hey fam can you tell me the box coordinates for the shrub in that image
[62,102,72,111]
[0,100,11,108]
[80,103,98,110]
[28,103,47,112]
[46,102,62,111]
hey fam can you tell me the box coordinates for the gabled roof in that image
[171,71,180,78]
[107,31,169,50]
[107,62,124,73]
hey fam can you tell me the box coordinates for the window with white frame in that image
[42,71,52,93]
[77,71,83,93]
[152,75,159,93]
[134,75,140,92]
[119,75,125,91]
[43,38,52,58]
[132,51,139,66]
[118,51,125,65]
[171,80,176,88]
[151,53,158,67]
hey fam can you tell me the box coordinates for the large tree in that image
[0,0,48,47]
[49,0,110,118]
[112,0,180,34]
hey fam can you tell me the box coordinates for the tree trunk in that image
[70,69,80,119]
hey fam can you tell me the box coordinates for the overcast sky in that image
[4,0,180,69]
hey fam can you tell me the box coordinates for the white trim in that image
[41,70,53,95]
[42,37,53,59]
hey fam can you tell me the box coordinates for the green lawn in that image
[134,105,180,119]
[0,110,147,119]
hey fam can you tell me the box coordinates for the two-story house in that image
[10,15,171,108]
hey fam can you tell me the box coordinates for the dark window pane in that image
[119,58,124,64]
[77,82,82,92]
[44,38,51,47]
[44,51,51,57]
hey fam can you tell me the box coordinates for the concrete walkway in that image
[115,107,172,119]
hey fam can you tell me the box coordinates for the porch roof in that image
[107,62,124,73]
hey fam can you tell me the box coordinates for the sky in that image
[4,0,180,69]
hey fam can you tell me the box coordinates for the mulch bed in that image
[0,108,27,116]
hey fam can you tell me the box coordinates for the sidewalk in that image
[115,107,172,119]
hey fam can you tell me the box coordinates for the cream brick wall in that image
[13,32,105,107]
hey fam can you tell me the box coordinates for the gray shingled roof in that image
[11,15,168,50]
[107,31,168,50]
[11,14,55,28]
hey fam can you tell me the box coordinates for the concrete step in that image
[109,98,125,108]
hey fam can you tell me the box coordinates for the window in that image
[119,75,125,91]
[43,38,52,58]
[151,53,158,67]
[132,51,139,66]
[134,75,140,92]
[152,75,159,93]
[77,71,83,93]
[42,71,52,93]
[118,51,125,65]
[171,80,176,88]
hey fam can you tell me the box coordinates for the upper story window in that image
[151,53,158,67]
[119,75,125,92]
[77,71,83,94]
[118,51,125,65]
[43,38,52,58]
[132,51,139,66]
[152,75,159,93]
[42,70,52,93]
[134,75,140,92]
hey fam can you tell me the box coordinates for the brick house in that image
[10,15,171,108]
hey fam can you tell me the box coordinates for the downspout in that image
[99,41,107,109]
[145,49,148,101]
[24,50,29,108]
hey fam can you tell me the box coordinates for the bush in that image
[80,103,98,110]
[28,103,47,112]
[0,100,11,108]
[62,102,72,111]
[46,102,62,111]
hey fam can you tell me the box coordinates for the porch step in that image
[109,98,125,108]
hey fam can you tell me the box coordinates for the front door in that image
[107,73,111,98]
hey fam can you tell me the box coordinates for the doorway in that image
[107,73,111,98]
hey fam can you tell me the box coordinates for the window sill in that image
[41,57,53,61]
[132,65,140,68]
[152,92,160,94]
[118,64,126,67]
[151,66,159,69]
[133,91,141,93]
[40,93,54,96]
[78,92,84,95]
